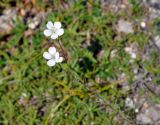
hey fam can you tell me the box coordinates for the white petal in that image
[54,22,61,29]
[47,21,54,29]
[55,52,60,61]
[48,47,56,55]
[57,57,63,63]
[57,28,64,36]
[51,33,58,39]
[43,52,52,60]
[47,59,56,67]
[44,29,52,36]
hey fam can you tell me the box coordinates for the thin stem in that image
[58,38,67,60]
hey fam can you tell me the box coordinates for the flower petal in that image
[44,29,52,37]
[57,28,64,36]
[47,21,54,29]
[51,33,58,39]
[47,59,56,67]
[43,52,52,60]
[48,47,56,55]
[54,22,61,29]
[57,57,63,63]
[55,52,60,61]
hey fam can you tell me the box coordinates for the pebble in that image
[135,108,139,113]
[140,21,146,29]
[125,97,135,109]
[0,9,17,35]
[117,20,134,34]
[137,114,152,124]
[146,107,160,121]
[124,47,137,59]
[110,49,117,58]
[154,35,160,49]
[28,17,40,29]
[131,53,136,59]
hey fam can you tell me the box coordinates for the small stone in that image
[97,50,105,61]
[125,97,135,109]
[155,120,160,125]
[22,92,27,97]
[150,0,159,4]
[110,49,117,58]
[20,9,26,16]
[28,23,35,29]
[0,9,17,35]
[154,36,160,49]
[135,108,139,113]
[146,107,160,122]
[131,53,136,59]
[136,114,152,124]
[150,0,160,9]
[149,7,160,19]
[140,21,146,29]
[124,47,132,53]
[117,20,134,34]
[65,113,68,117]
[91,122,94,125]
[133,68,138,74]
[124,47,137,59]
[123,85,130,91]
[28,17,40,29]
[143,102,149,109]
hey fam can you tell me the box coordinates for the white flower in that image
[43,47,63,67]
[44,21,64,39]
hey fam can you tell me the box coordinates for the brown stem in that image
[58,39,67,60]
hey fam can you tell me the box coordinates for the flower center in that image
[51,55,56,60]
[51,27,57,33]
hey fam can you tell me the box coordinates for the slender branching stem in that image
[58,38,67,60]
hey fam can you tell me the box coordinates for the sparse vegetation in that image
[0,0,160,125]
